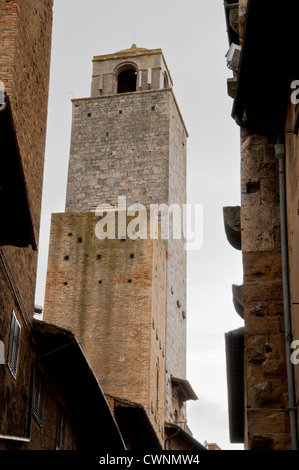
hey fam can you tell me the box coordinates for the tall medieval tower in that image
[43,45,197,447]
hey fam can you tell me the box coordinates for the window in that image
[163,72,169,89]
[56,405,66,450]
[0,340,4,364]
[33,367,45,426]
[7,311,21,379]
[117,67,137,94]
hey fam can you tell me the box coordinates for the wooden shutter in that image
[33,367,45,426]
[7,311,21,379]
[55,405,66,450]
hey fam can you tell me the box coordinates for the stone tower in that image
[44,45,197,446]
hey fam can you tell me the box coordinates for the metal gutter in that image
[275,141,298,450]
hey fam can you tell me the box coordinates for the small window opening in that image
[33,367,45,426]
[78,237,83,243]
[7,311,21,379]
[246,181,260,194]
[128,279,132,283]
[164,73,169,89]
[130,253,134,259]
[98,280,102,285]
[56,406,66,451]
[64,255,69,261]
[117,68,137,94]
[97,254,102,260]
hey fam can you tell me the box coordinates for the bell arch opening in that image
[117,65,137,94]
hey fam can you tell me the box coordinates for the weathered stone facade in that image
[62,46,189,427]
[241,130,290,449]
[224,0,294,450]
[44,44,195,445]
[44,212,166,443]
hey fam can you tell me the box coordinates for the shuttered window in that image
[33,367,45,426]
[55,406,66,450]
[7,311,21,379]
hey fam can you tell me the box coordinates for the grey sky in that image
[35,0,244,450]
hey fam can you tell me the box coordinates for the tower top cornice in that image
[93,44,163,62]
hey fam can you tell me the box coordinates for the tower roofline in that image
[93,45,162,62]
[92,44,174,87]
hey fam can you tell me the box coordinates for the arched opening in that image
[163,72,169,89]
[117,67,137,94]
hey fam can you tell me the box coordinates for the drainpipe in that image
[164,428,181,450]
[275,139,298,450]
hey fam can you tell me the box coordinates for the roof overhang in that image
[171,376,198,402]
[33,320,126,451]
[223,206,241,251]
[232,284,244,319]
[225,327,245,444]
[165,423,207,451]
[114,398,163,451]
[231,0,299,134]
[0,98,37,249]
[224,0,240,47]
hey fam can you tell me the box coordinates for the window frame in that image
[32,367,45,427]
[7,310,21,379]
[55,405,66,450]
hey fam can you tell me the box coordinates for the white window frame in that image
[7,311,21,379]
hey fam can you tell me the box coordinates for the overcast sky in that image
[35,0,244,450]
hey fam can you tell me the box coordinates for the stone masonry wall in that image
[165,96,187,424]
[66,90,173,212]
[65,87,188,427]
[240,129,291,449]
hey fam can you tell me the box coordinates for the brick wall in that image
[0,0,53,236]
[43,212,167,443]
[0,0,53,322]
[0,265,33,439]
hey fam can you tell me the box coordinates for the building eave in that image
[165,423,207,451]
[170,376,198,402]
[232,0,298,134]
[113,397,163,451]
[33,320,126,451]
